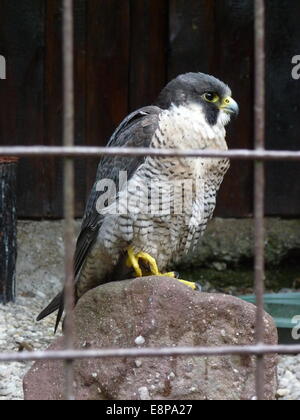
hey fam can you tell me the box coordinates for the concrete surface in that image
[16,218,300,298]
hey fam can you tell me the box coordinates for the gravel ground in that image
[0,297,60,400]
[0,220,65,400]
[277,355,300,400]
[0,296,299,400]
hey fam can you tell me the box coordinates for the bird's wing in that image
[75,105,161,278]
[37,106,162,329]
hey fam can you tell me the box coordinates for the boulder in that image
[24,276,278,400]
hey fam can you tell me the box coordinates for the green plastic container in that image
[239,293,300,344]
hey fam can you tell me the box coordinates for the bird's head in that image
[156,72,239,127]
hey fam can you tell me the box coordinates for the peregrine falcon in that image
[37,72,239,331]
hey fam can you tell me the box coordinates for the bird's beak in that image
[219,96,239,116]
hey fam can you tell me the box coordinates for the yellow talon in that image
[162,272,176,278]
[126,247,159,277]
[136,252,160,276]
[160,271,197,290]
[126,247,197,290]
[127,247,143,277]
[177,279,197,290]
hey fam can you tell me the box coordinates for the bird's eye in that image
[203,92,219,103]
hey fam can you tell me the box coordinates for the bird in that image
[37,72,239,332]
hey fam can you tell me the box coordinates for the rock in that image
[23,277,278,400]
[135,336,146,346]
[277,389,289,397]
[181,218,300,267]
[16,220,81,299]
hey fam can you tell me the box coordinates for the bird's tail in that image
[36,291,64,334]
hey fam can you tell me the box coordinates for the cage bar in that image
[0,344,300,363]
[254,0,266,400]
[62,0,76,401]
[0,146,299,160]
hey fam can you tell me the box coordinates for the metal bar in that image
[254,0,266,400]
[0,146,299,160]
[0,344,300,363]
[62,0,75,401]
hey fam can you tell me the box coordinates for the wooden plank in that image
[168,0,254,217]
[74,0,88,216]
[0,0,88,219]
[86,0,130,195]
[168,0,215,79]
[0,159,18,303]
[44,0,87,218]
[265,0,300,216]
[212,0,254,217]
[129,0,168,110]
[0,0,297,219]
[43,0,63,218]
[0,0,46,218]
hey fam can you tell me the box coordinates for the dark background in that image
[0,0,299,219]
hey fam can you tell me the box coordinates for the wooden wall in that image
[0,0,299,218]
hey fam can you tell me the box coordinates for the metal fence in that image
[1,0,300,401]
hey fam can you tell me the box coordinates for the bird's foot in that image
[126,247,159,277]
[126,247,197,290]
[160,270,198,290]
[177,279,199,290]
